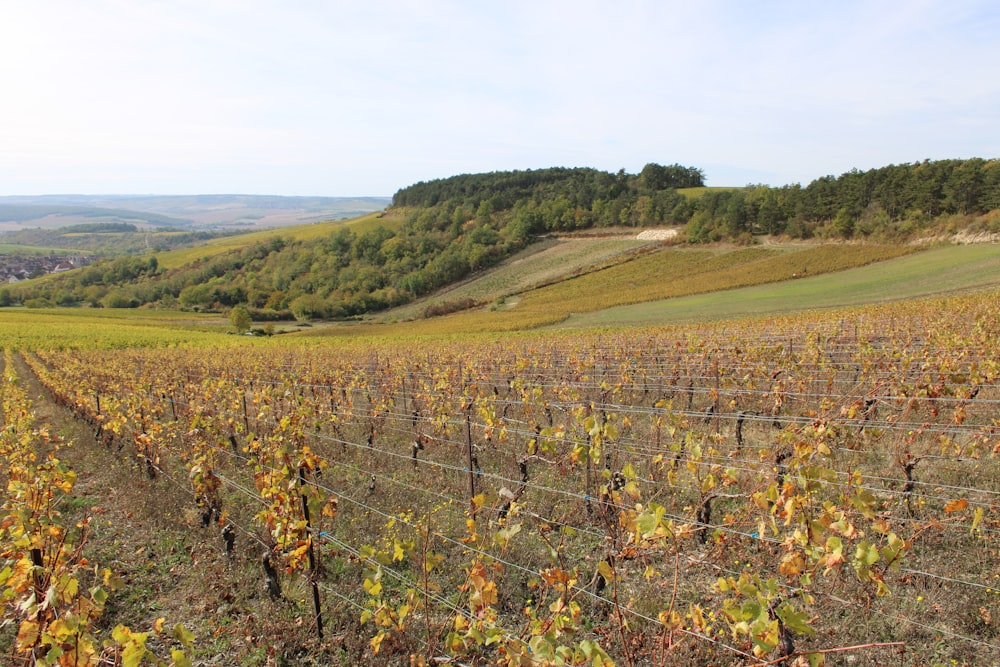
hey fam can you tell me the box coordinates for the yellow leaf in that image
[111,625,132,644]
[371,631,386,655]
[121,633,149,667]
[16,620,40,649]
[971,507,984,534]
[172,648,193,667]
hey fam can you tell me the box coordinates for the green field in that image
[559,242,1000,327]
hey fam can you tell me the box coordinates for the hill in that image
[0,194,391,232]
[305,242,929,336]
[2,159,998,318]
[557,242,1000,327]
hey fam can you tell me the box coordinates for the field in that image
[2,238,1000,666]
[0,195,390,232]
[0,308,230,349]
[0,243,83,255]
[562,243,1000,327]
[386,236,652,321]
[351,243,918,336]
[1,260,999,666]
[153,211,399,270]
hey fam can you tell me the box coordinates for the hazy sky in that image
[2,1,998,196]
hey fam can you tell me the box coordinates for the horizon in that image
[0,193,394,199]
[2,2,998,197]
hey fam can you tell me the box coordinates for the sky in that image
[1,1,998,196]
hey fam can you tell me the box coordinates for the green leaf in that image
[444,631,465,653]
[850,488,877,519]
[121,633,148,667]
[808,651,826,666]
[826,535,843,557]
[882,532,905,567]
[173,623,195,649]
[855,541,879,567]
[776,604,815,636]
[635,503,666,537]
[90,586,108,606]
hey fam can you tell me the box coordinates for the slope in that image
[304,243,926,337]
[154,210,395,269]
[558,242,1000,327]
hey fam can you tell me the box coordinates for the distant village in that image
[0,254,94,283]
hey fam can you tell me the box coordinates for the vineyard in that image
[0,350,196,665]
[2,289,999,666]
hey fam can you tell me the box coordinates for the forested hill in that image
[393,164,706,208]
[683,158,1000,242]
[395,158,999,244]
[392,164,705,238]
[3,159,998,318]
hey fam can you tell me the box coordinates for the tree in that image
[639,163,670,191]
[230,305,253,332]
[289,294,329,321]
[944,158,985,214]
[833,208,856,239]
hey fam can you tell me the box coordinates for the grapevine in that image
[8,289,999,665]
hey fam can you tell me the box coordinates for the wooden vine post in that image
[298,465,324,640]
[465,398,476,512]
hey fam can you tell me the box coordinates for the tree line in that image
[685,158,1000,242]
